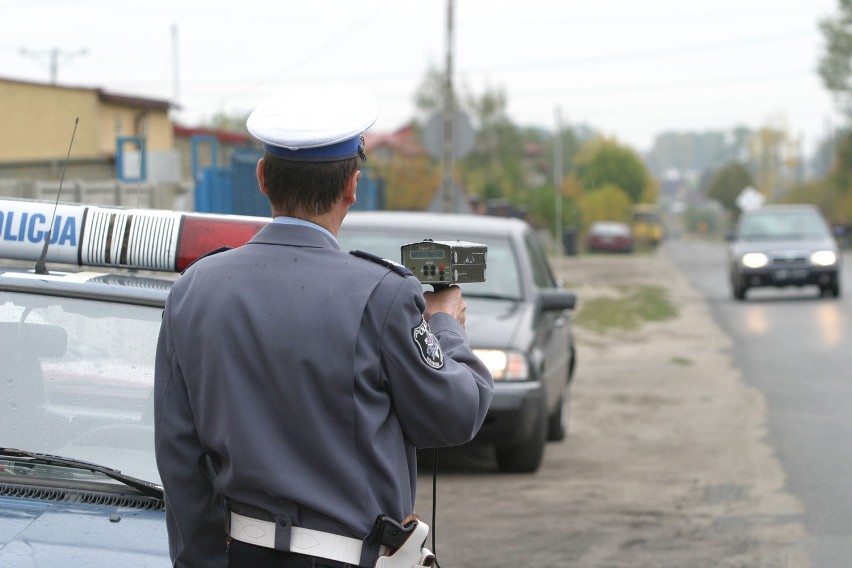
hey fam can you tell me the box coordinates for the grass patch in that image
[574,284,678,333]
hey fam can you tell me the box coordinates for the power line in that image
[463,29,817,74]
[510,68,822,99]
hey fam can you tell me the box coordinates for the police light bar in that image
[0,198,268,272]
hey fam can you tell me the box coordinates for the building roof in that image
[0,75,173,111]
[363,122,424,157]
[173,125,255,145]
[96,89,172,111]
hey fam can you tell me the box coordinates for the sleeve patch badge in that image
[412,316,444,369]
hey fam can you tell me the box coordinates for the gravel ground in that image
[416,245,810,568]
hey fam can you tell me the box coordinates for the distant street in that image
[666,238,852,568]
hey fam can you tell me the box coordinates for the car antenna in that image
[34,117,79,275]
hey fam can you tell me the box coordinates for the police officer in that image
[154,83,494,568]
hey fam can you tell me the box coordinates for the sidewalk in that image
[551,247,809,567]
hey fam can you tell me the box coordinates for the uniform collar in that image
[249,220,340,251]
[272,216,337,244]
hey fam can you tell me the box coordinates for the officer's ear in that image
[257,158,269,197]
[343,169,359,206]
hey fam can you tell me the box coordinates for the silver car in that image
[727,204,841,300]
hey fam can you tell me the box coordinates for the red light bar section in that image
[177,215,268,272]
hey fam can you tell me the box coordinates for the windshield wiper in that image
[0,447,163,500]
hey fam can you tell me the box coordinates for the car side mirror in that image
[539,289,576,311]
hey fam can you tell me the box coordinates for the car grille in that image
[0,482,164,510]
[769,251,808,266]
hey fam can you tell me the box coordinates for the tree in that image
[811,133,837,180]
[414,66,454,121]
[554,124,595,175]
[460,85,526,202]
[409,67,603,226]
[578,183,633,226]
[830,128,852,191]
[748,116,801,201]
[705,161,754,217]
[412,68,529,206]
[370,153,440,211]
[574,137,655,203]
[819,0,852,117]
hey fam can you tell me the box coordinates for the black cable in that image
[432,447,440,567]
[35,117,78,275]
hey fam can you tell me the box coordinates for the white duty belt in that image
[229,511,364,565]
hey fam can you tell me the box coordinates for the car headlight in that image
[741,252,769,269]
[811,250,837,266]
[472,349,529,381]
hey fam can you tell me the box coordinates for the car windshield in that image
[0,292,161,485]
[738,210,831,240]
[338,227,521,299]
[592,222,630,236]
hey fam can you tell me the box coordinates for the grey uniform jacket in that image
[154,222,494,568]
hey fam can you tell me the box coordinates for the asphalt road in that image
[665,238,852,568]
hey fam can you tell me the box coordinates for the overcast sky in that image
[0,0,844,154]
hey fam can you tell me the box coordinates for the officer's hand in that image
[423,286,467,328]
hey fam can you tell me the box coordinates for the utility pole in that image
[171,24,180,116]
[440,0,456,213]
[19,47,87,84]
[553,107,564,255]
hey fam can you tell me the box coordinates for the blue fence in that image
[192,136,268,217]
[193,135,383,216]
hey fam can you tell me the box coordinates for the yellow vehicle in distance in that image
[632,204,664,247]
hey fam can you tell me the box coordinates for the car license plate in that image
[773,269,808,281]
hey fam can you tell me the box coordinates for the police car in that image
[0,197,267,566]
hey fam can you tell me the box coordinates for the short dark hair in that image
[262,153,360,215]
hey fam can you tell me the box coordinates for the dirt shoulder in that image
[420,245,809,568]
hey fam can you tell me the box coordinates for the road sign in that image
[422,110,475,159]
[736,186,765,211]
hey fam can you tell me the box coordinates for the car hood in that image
[0,496,169,567]
[730,236,838,256]
[464,297,528,349]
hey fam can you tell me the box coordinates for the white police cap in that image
[246,83,379,161]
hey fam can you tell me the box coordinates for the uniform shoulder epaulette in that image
[350,249,413,277]
[182,246,233,274]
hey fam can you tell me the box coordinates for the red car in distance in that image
[586,221,635,253]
